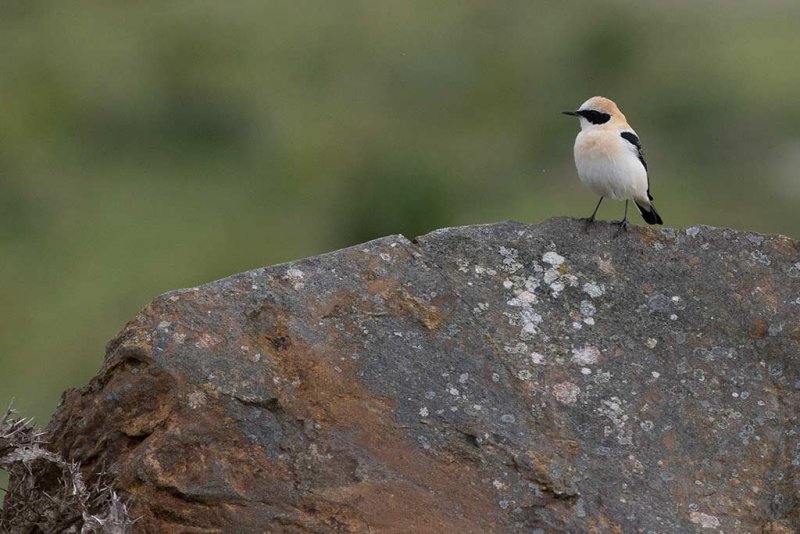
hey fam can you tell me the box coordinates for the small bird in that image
[563,96,663,229]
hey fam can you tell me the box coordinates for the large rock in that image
[7,219,800,532]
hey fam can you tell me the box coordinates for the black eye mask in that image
[578,110,611,124]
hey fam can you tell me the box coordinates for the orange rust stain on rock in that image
[641,282,655,295]
[320,480,491,534]
[662,431,678,451]
[639,228,662,249]
[395,290,447,330]
[760,520,797,533]
[789,325,800,343]
[687,256,701,267]
[524,444,580,496]
[327,278,448,331]
[768,235,799,256]
[751,277,781,310]
[126,437,294,532]
[585,513,624,534]
[749,319,769,340]
[264,338,497,530]
[366,277,401,297]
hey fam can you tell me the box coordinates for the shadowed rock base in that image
[4,219,799,532]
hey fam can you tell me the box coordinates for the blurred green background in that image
[1,1,799,439]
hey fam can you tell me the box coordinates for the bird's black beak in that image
[562,110,580,117]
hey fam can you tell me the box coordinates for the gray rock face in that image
[5,218,799,532]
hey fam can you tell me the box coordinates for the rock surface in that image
[5,218,800,532]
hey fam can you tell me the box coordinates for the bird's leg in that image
[581,197,604,225]
[613,200,629,232]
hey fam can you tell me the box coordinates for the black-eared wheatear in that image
[563,96,663,229]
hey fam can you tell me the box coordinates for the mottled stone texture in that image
[9,219,800,532]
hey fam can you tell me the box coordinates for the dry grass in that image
[0,404,133,533]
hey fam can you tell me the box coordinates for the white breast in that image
[573,130,648,201]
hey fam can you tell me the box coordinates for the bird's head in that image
[562,96,625,129]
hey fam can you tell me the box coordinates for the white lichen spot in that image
[520,316,541,336]
[195,332,221,349]
[168,295,180,302]
[553,382,581,405]
[502,279,514,289]
[187,391,207,409]
[492,373,500,382]
[582,282,605,298]
[651,371,660,379]
[158,321,171,330]
[542,251,565,266]
[173,332,187,345]
[250,353,262,363]
[308,444,332,462]
[640,420,654,432]
[598,396,632,445]
[456,258,470,273]
[474,265,497,276]
[508,290,537,307]
[645,338,658,349]
[583,317,595,326]
[500,414,516,424]
[419,407,429,417]
[581,367,592,375]
[571,346,601,365]
[669,314,678,321]
[473,302,490,314]
[448,387,460,396]
[504,342,529,354]
[499,246,523,273]
[580,300,596,317]
[689,511,721,529]
[750,250,771,266]
[379,252,391,262]
[543,269,559,284]
[685,226,701,238]
[549,280,566,297]
[572,321,583,330]
[459,373,469,384]
[531,352,545,364]
[493,479,506,490]
[284,267,306,290]
[517,369,533,380]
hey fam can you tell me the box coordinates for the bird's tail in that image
[635,200,663,225]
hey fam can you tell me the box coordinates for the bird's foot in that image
[580,216,597,231]
[612,219,629,233]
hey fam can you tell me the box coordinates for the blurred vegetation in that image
[1,1,799,451]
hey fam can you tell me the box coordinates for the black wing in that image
[621,131,652,199]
